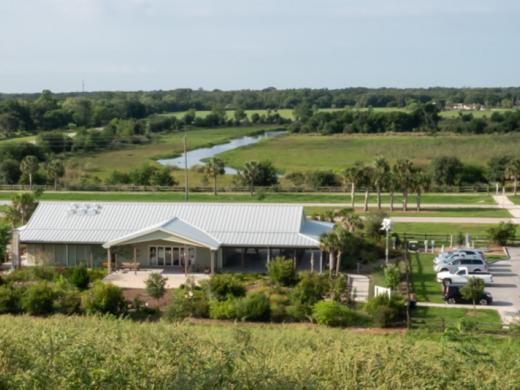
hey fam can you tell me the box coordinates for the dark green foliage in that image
[234,292,270,322]
[364,294,405,327]
[267,257,298,287]
[487,222,517,245]
[460,278,486,308]
[145,273,167,301]
[292,272,329,306]
[0,285,21,314]
[384,264,401,290]
[202,274,246,300]
[312,300,368,327]
[69,266,90,290]
[268,293,293,322]
[431,156,464,186]
[54,290,82,315]
[165,288,209,320]
[208,298,236,320]
[82,282,126,316]
[0,224,11,262]
[21,283,56,315]
[364,210,387,240]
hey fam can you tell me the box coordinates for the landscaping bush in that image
[384,264,401,290]
[82,282,126,316]
[0,285,21,314]
[269,293,292,322]
[128,297,161,322]
[487,222,517,246]
[69,266,90,290]
[4,267,57,283]
[312,300,367,327]
[364,294,405,327]
[54,290,82,315]
[145,273,167,303]
[291,272,329,306]
[267,257,298,286]
[202,274,246,300]
[208,298,237,320]
[234,292,270,322]
[21,283,56,316]
[165,288,209,321]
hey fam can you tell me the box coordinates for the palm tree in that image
[334,227,353,275]
[45,159,65,190]
[203,158,225,195]
[506,158,520,196]
[319,232,337,278]
[8,192,37,226]
[239,161,260,195]
[336,209,364,233]
[373,157,390,209]
[361,166,374,212]
[387,172,398,212]
[411,168,431,212]
[393,160,414,211]
[20,155,39,190]
[343,162,365,210]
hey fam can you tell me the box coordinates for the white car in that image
[433,257,488,273]
[434,249,484,265]
[436,267,493,285]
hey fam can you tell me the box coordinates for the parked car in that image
[434,257,488,273]
[444,285,493,305]
[436,267,493,285]
[434,249,485,265]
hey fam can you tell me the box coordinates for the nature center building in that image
[15,202,333,273]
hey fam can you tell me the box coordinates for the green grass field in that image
[217,132,520,172]
[0,135,37,145]
[393,222,494,237]
[0,314,512,388]
[409,253,443,303]
[65,126,275,182]
[304,206,509,218]
[0,191,496,206]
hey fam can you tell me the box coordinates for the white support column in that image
[210,250,216,275]
[310,251,315,273]
[319,251,323,274]
[133,247,137,274]
[10,229,20,269]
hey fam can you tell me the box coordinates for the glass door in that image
[157,247,165,266]
[165,247,172,266]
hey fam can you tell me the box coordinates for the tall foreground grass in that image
[0,315,518,389]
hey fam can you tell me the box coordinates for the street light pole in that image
[381,218,392,266]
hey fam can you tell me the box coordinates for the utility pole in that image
[184,129,189,201]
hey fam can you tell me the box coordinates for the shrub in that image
[285,302,310,322]
[54,290,82,315]
[21,283,56,315]
[267,257,297,287]
[292,272,329,306]
[235,292,270,322]
[209,298,236,320]
[364,294,405,327]
[487,222,517,246]
[384,264,401,290]
[165,288,209,321]
[269,293,292,322]
[145,273,167,302]
[312,300,367,327]
[128,297,161,322]
[4,267,57,283]
[202,274,246,300]
[69,266,90,290]
[0,285,21,314]
[364,210,387,240]
[82,282,126,316]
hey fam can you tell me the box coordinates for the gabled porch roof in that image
[102,217,221,251]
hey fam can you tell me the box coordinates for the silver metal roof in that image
[20,202,333,248]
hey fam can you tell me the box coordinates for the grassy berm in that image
[0,315,518,389]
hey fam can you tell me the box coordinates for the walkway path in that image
[493,195,520,223]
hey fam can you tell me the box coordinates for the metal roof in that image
[20,202,332,248]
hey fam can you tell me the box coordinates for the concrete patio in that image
[103,269,210,289]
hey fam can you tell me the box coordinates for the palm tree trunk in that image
[350,183,355,209]
[376,185,381,209]
[29,174,32,190]
[54,178,58,191]
[213,175,217,196]
[403,190,408,211]
[329,252,334,278]
[364,189,369,212]
[390,190,394,211]
[515,178,518,196]
[416,191,421,212]
[335,250,342,275]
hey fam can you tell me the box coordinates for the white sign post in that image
[380,218,392,265]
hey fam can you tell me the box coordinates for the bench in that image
[120,262,140,272]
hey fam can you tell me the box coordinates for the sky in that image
[1,0,519,92]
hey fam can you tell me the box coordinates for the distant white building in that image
[450,103,485,111]
[14,202,333,273]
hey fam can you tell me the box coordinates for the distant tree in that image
[487,222,517,246]
[384,264,401,290]
[336,209,364,233]
[238,160,278,194]
[0,159,21,184]
[430,156,464,186]
[19,155,39,189]
[505,158,520,196]
[360,166,374,212]
[319,232,338,278]
[293,101,314,122]
[373,157,390,209]
[411,168,431,212]
[203,158,225,195]
[7,192,38,226]
[234,107,247,122]
[0,224,11,262]
[393,160,414,211]
[487,156,511,186]
[45,159,65,190]
[343,162,365,209]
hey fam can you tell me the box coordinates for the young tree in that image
[343,161,365,210]
[238,160,277,194]
[145,273,167,306]
[411,168,431,212]
[393,160,414,211]
[487,156,511,188]
[45,159,65,190]
[319,232,337,278]
[505,158,520,196]
[460,277,485,310]
[20,155,39,189]
[373,157,390,209]
[203,158,225,195]
[430,156,464,186]
[7,192,38,226]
